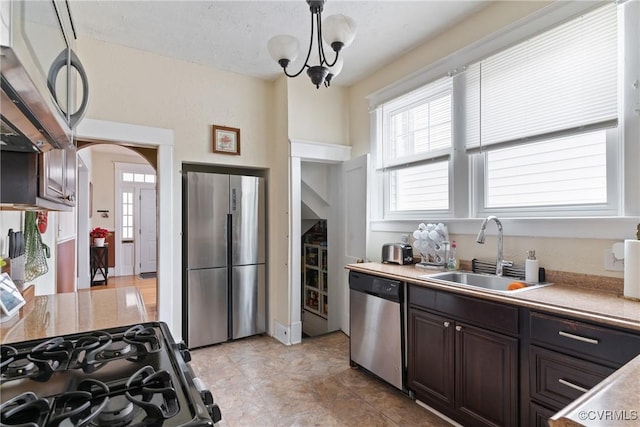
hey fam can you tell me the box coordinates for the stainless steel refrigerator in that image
[183,171,266,348]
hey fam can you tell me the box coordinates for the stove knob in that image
[177,341,192,362]
[200,389,213,405]
[210,403,222,424]
[200,390,222,423]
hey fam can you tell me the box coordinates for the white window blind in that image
[465,4,617,152]
[389,161,449,212]
[379,76,453,214]
[485,130,608,208]
[381,77,452,169]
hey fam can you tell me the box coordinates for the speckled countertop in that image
[346,263,640,331]
[548,354,640,427]
[0,287,149,344]
[347,262,640,426]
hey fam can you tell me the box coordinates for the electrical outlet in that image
[604,249,624,272]
[400,234,409,243]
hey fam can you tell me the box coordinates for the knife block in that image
[8,255,25,290]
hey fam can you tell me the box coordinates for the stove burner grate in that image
[0,391,49,426]
[0,345,18,372]
[92,395,135,427]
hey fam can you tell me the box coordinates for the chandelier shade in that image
[322,14,356,49]
[267,0,356,89]
[267,35,300,67]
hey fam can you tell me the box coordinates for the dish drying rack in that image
[471,259,526,280]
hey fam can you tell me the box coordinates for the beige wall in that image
[267,75,292,334]
[77,37,291,334]
[83,147,148,231]
[347,0,627,279]
[288,75,349,145]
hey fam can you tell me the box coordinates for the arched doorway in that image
[75,118,177,336]
[76,143,158,318]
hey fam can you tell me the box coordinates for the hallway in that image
[89,275,157,320]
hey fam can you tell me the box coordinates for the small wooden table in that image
[90,245,109,286]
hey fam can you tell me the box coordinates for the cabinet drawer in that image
[530,345,614,410]
[436,291,519,335]
[409,285,436,309]
[530,311,640,367]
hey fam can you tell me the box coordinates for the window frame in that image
[377,79,455,220]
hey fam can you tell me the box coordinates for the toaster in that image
[382,243,414,265]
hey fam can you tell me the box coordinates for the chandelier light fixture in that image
[267,0,356,89]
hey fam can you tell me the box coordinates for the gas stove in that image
[0,322,221,426]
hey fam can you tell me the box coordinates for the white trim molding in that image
[290,139,351,163]
[77,118,177,338]
[371,217,640,240]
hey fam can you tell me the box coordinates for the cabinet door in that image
[42,149,65,201]
[408,308,454,406]
[63,146,76,205]
[455,322,518,427]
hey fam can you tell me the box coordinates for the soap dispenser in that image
[525,250,539,283]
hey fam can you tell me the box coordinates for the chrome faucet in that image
[476,215,512,276]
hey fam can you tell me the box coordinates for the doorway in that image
[301,220,328,337]
[77,144,158,319]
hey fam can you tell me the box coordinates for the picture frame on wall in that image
[212,125,240,155]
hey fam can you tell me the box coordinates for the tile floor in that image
[189,332,453,427]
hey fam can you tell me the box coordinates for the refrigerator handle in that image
[227,212,233,340]
[231,188,237,212]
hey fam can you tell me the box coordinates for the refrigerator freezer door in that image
[187,267,228,347]
[230,175,265,266]
[232,264,266,339]
[187,172,229,269]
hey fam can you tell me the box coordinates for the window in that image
[372,3,630,221]
[122,190,134,240]
[466,4,618,215]
[483,130,610,209]
[378,77,452,216]
[123,172,155,183]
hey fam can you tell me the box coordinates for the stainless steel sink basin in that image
[418,271,552,294]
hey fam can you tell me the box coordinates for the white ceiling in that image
[70,0,489,87]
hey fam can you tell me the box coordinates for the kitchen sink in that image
[418,271,552,294]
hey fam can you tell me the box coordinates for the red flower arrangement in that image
[90,227,109,239]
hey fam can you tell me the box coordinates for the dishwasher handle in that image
[349,271,403,302]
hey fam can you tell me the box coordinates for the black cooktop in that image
[0,322,219,427]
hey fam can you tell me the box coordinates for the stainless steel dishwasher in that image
[349,271,404,391]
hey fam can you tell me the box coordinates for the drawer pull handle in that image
[455,325,462,332]
[443,322,450,328]
[559,378,589,393]
[558,331,599,345]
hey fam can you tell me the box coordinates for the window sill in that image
[370,217,639,240]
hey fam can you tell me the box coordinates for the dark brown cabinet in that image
[408,308,454,406]
[526,310,640,426]
[42,146,76,207]
[408,286,519,427]
[456,322,518,426]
